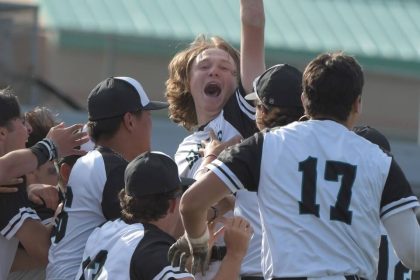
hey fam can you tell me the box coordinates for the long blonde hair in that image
[165,35,240,131]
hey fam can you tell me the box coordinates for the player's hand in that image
[46,123,89,158]
[199,129,242,158]
[168,234,191,271]
[188,228,210,275]
[223,216,253,259]
[0,178,23,193]
[27,184,60,210]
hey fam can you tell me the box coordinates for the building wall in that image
[39,43,420,142]
[41,42,171,110]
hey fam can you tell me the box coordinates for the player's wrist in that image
[187,227,209,247]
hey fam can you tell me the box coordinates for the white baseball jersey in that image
[175,87,256,279]
[76,219,193,280]
[175,87,256,178]
[0,180,40,279]
[208,120,419,279]
[234,190,263,276]
[47,147,128,280]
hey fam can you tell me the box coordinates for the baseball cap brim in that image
[143,101,169,110]
[244,91,259,101]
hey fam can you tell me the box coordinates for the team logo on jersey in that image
[185,130,222,169]
[186,143,202,169]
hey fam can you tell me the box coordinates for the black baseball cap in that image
[88,77,168,121]
[124,151,195,197]
[353,125,391,152]
[245,64,303,109]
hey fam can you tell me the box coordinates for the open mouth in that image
[204,82,221,97]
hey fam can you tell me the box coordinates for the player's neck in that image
[310,115,352,129]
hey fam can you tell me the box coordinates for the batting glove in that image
[168,234,191,272]
[188,228,210,275]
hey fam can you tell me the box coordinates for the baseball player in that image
[240,63,304,279]
[76,151,253,280]
[0,89,87,279]
[353,125,412,280]
[171,52,420,279]
[165,0,264,277]
[166,0,264,178]
[46,77,168,279]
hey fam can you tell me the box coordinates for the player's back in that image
[258,120,398,279]
[47,147,127,280]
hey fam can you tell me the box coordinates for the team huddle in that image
[0,0,419,279]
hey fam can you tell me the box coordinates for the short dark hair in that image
[57,154,81,168]
[302,52,364,121]
[119,187,181,224]
[87,110,143,143]
[0,88,21,128]
[260,106,303,128]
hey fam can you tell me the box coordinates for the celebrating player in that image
[165,1,264,277]
[171,52,420,279]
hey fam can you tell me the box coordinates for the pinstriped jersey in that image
[207,120,419,279]
[76,220,193,280]
[175,87,256,178]
[0,181,40,279]
[47,147,128,280]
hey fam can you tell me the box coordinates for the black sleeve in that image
[131,242,171,280]
[130,225,183,280]
[101,160,127,220]
[381,158,415,209]
[223,87,258,139]
[216,130,265,192]
[0,181,38,239]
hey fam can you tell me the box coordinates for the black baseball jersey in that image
[76,220,193,280]
[207,120,419,279]
[47,146,128,280]
[0,180,40,279]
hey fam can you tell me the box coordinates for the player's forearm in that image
[181,173,230,238]
[180,190,208,238]
[11,248,45,272]
[212,253,243,280]
[207,195,235,222]
[383,209,420,270]
[240,0,265,94]
[0,149,38,183]
[241,0,265,28]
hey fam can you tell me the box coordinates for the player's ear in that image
[0,126,8,142]
[121,112,135,132]
[352,95,362,114]
[167,198,177,214]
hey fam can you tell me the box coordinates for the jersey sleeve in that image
[0,183,40,239]
[380,158,420,220]
[207,131,264,193]
[101,160,127,220]
[223,87,257,139]
[131,241,193,280]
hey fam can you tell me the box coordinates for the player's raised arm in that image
[240,0,265,94]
